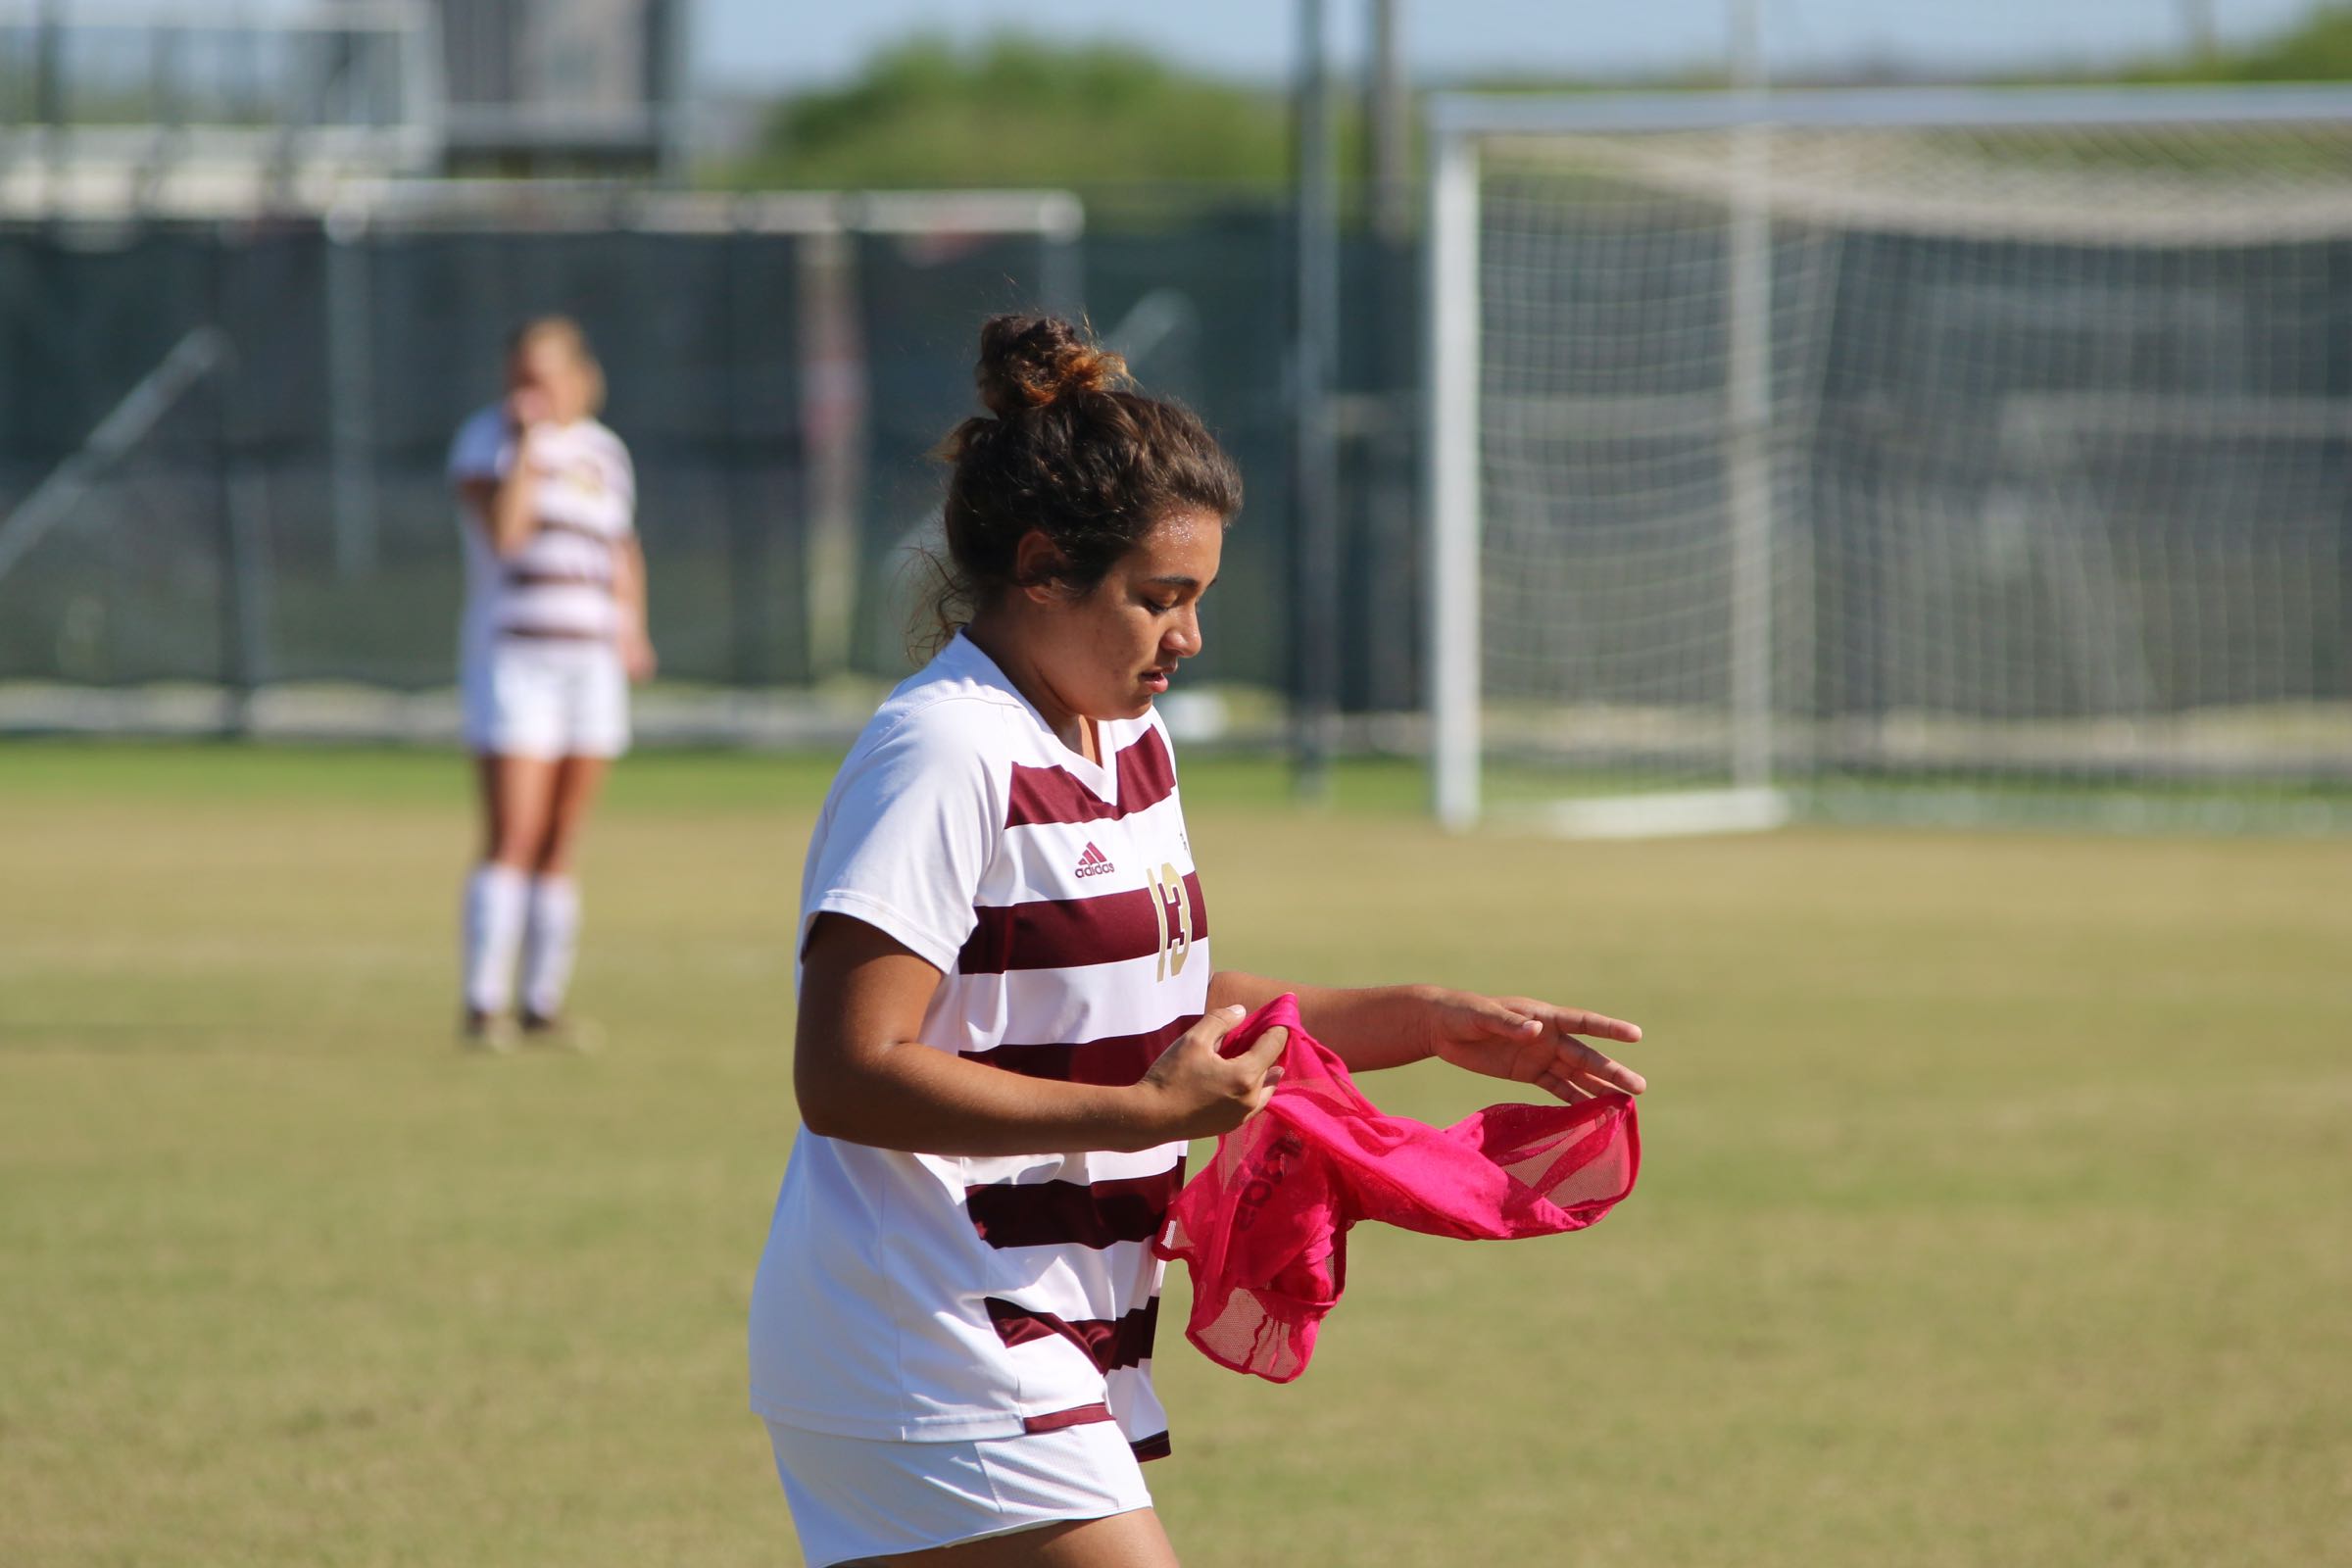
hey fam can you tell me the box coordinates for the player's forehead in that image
[510,333,582,380]
[1120,508,1223,585]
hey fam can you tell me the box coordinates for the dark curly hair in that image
[920,314,1242,650]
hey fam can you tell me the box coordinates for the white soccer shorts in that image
[762,1418,1152,1568]
[463,638,630,760]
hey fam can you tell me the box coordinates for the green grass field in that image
[4,742,2348,1567]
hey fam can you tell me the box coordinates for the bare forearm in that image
[796,1038,1169,1156]
[1207,970,1435,1073]
[797,917,1279,1154]
[488,460,539,557]
[613,538,649,631]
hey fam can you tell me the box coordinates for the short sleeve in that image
[446,408,512,487]
[608,435,637,521]
[801,706,1001,975]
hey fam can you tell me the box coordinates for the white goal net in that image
[1426,88,2352,834]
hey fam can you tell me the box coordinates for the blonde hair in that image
[507,315,607,416]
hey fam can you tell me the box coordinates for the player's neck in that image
[962,616,1095,761]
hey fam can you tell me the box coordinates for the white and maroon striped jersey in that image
[750,632,1208,1460]
[448,406,636,658]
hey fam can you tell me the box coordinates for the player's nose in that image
[1165,606,1202,660]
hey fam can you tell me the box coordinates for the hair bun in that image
[974,315,1126,417]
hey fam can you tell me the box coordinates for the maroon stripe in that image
[1021,1402,1114,1436]
[1005,764,1110,830]
[957,872,1207,975]
[1004,727,1178,828]
[1130,1432,1172,1463]
[963,1015,1199,1087]
[497,625,608,642]
[965,1164,1184,1250]
[505,568,612,590]
[985,1297,1160,1374]
[1115,727,1177,812]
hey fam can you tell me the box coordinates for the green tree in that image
[732,32,1293,192]
[2124,3,2352,81]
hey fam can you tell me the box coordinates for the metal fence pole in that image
[324,198,380,576]
[799,214,865,680]
[724,221,771,685]
[1726,0,1777,794]
[213,345,270,737]
[1290,0,1341,800]
[1364,0,1416,714]
[35,0,67,213]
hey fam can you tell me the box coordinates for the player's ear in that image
[1012,529,1073,604]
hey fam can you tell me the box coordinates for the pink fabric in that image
[1154,994,1641,1383]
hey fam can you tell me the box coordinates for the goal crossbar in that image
[1427,84,2352,137]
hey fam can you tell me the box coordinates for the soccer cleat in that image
[461,1009,518,1054]
[519,1012,602,1054]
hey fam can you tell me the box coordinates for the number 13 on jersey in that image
[1146,863,1194,982]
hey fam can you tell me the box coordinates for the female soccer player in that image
[447,317,654,1050]
[749,315,1645,1567]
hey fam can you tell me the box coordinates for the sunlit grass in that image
[3,743,2347,1566]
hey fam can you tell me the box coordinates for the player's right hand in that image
[506,385,554,432]
[1135,1004,1288,1141]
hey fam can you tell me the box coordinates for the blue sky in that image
[694,0,2322,91]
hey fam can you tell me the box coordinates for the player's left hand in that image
[1420,990,1645,1102]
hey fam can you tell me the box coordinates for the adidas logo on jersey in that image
[1074,842,1115,877]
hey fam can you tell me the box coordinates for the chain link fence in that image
[0,186,1428,742]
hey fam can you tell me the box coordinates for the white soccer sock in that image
[463,863,530,1016]
[520,874,582,1022]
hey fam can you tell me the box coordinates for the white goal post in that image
[1424,86,2352,835]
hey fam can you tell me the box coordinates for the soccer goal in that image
[1425,86,2352,835]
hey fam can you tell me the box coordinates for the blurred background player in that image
[447,318,656,1050]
